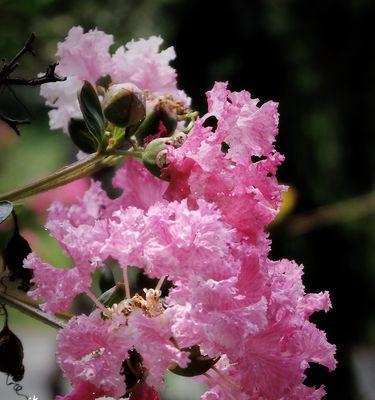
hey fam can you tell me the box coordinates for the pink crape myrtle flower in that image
[56,381,107,400]
[25,27,336,400]
[40,26,189,133]
[162,82,286,242]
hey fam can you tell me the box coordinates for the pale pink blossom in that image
[111,36,189,104]
[40,27,189,133]
[112,158,168,211]
[57,311,132,398]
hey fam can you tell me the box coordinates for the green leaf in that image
[97,283,126,308]
[78,81,105,141]
[0,201,13,225]
[98,265,116,294]
[68,118,98,153]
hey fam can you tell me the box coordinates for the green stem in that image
[0,152,127,203]
[0,291,67,329]
[112,150,143,159]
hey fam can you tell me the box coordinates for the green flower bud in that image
[68,118,98,153]
[171,131,187,147]
[142,137,171,177]
[103,83,146,128]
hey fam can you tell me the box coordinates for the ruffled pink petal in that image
[57,311,132,398]
[111,36,189,104]
[129,383,160,400]
[112,157,168,211]
[25,253,91,313]
[56,381,106,400]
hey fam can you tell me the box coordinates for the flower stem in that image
[155,275,167,292]
[85,290,109,315]
[0,152,131,203]
[0,290,67,329]
[123,268,131,299]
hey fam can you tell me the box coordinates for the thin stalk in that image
[123,268,131,299]
[0,152,128,203]
[212,366,242,390]
[155,275,167,292]
[85,290,109,315]
[204,372,236,400]
[112,150,143,159]
[0,291,67,329]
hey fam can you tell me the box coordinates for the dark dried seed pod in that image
[3,212,33,292]
[0,308,25,382]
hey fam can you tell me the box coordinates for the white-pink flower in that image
[40,27,189,133]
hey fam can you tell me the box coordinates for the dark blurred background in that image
[0,0,374,399]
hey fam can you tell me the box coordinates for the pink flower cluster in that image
[40,26,189,133]
[25,27,336,399]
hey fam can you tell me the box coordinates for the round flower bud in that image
[142,137,171,177]
[103,83,146,127]
[171,131,187,147]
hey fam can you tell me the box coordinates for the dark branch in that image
[0,113,30,136]
[0,34,67,135]
[1,63,66,86]
[0,34,36,81]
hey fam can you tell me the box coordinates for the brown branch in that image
[0,34,66,135]
[0,112,30,136]
[1,62,66,86]
[0,33,36,81]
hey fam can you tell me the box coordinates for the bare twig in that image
[0,33,36,81]
[0,34,66,135]
[1,63,65,86]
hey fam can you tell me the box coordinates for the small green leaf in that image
[98,265,116,294]
[68,118,98,153]
[78,81,105,141]
[97,283,126,308]
[0,201,13,225]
